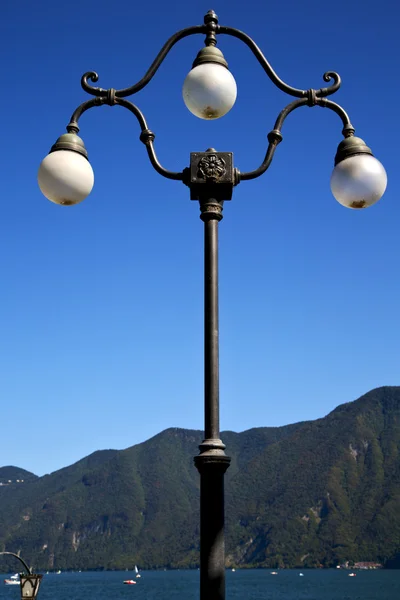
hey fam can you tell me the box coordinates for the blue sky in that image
[1,0,398,476]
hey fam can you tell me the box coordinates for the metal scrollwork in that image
[80,71,107,96]
[64,9,352,188]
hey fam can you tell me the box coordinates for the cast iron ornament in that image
[61,8,356,197]
[198,154,226,182]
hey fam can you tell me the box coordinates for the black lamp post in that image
[37,10,387,600]
[0,552,43,600]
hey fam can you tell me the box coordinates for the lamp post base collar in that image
[200,200,224,222]
[195,438,231,472]
[194,453,231,472]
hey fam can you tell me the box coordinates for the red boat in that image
[123,580,137,585]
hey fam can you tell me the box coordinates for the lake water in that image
[1,569,400,600]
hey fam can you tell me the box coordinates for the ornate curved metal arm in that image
[68,97,104,130]
[239,96,355,181]
[240,98,307,181]
[316,98,354,133]
[66,96,184,181]
[81,24,205,98]
[80,17,341,102]
[116,98,183,180]
[0,551,32,574]
[218,26,341,99]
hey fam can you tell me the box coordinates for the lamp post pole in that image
[194,194,231,599]
[38,9,387,600]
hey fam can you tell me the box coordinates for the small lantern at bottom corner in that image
[19,574,43,600]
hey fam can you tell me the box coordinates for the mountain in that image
[0,386,399,571]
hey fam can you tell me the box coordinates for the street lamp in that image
[37,9,387,600]
[0,552,43,600]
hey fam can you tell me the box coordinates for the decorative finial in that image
[204,10,219,46]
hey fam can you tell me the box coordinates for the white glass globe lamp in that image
[183,46,237,120]
[330,136,387,209]
[38,133,94,206]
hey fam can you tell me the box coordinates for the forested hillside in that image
[1,387,399,570]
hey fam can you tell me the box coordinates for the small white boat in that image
[348,573,356,577]
[270,571,278,575]
[4,574,20,585]
[134,565,141,578]
[231,568,235,572]
[299,573,304,576]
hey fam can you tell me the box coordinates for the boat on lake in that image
[123,580,137,585]
[135,565,141,578]
[4,574,19,585]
